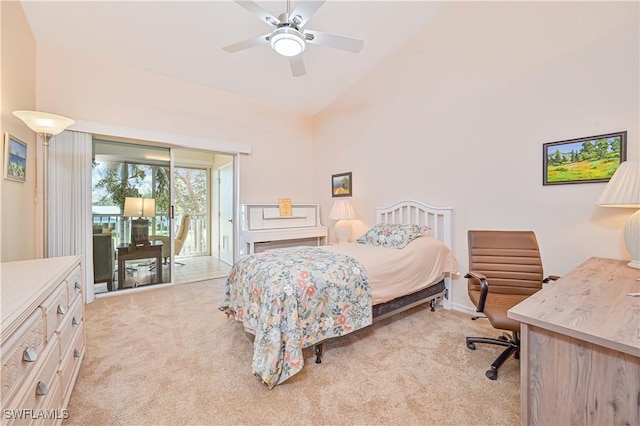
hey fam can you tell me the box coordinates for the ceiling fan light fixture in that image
[270,27,305,57]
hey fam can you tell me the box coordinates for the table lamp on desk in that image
[596,160,640,269]
[124,197,155,247]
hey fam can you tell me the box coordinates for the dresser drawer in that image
[7,374,63,426]
[56,297,83,355]
[59,329,84,404]
[1,309,46,407]
[35,376,63,426]
[65,266,82,304]
[41,284,68,342]
[11,335,60,416]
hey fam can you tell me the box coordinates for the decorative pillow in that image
[356,224,430,249]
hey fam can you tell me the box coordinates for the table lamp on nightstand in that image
[329,199,356,244]
[596,160,640,269]
[124,197,156,247]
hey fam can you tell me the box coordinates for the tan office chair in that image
[150,214,191,264]
[465,230,558,380]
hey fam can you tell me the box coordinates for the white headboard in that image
[376,200,452,250]
[376,200,454,309]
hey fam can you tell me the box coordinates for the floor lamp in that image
[596,160,640,269]
[13,111,75,257]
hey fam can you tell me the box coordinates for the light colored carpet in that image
[65,279,520,425]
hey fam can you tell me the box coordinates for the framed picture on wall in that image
[4,133,27,182]
[543,131,627,185]
[331,172,352,197]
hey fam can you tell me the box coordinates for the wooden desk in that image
[117,242,163,289]
[508,257,640,425]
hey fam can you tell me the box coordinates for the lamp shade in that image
[13,110,74,136]
[595,160,640,269]
[142,198,156,217]
[595,161,640,207]
[123,197,156,218]
[329,199,356,221]
[124,197,142,217]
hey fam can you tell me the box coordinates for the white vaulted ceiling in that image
[20,0,448,114]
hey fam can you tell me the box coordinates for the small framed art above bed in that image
[219,200,458,388]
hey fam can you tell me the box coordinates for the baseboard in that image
[451,302,481,316]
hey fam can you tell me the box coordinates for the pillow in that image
[356,223,430,249]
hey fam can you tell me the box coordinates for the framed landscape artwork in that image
[543,131,627,185]
[331,172,352,197]
[4,133,27,182]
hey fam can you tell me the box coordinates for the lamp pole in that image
[38,132,53,257]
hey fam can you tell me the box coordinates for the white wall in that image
[34,44,314,207]
[3,1,638,311]
[0,1,39,262]
[313,2,639,311]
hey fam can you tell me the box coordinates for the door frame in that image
[216,162,235,265]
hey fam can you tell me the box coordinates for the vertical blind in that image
[48,130,95,302]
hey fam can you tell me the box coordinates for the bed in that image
[219,200,458,388]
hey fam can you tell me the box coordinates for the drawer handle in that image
[36,381,49,396]
[74,349,81,358]
[57,305,67,315]
[72,317,80,326]
[75,281,81,290]
[23,347,38,362]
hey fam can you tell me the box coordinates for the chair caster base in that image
[486,369,498,380]
[467,333,519,381]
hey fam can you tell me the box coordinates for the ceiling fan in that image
[222,0,364,77]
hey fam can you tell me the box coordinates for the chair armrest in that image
[543,275,561,283]
[465,271,489,313]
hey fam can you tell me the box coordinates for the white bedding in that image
[321,236,458,305]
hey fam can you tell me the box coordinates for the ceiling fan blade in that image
[306,30,364,53]
[289,56,306,77]
[234,0,280,26]
[290,0,326,28]
[222,33,270,53]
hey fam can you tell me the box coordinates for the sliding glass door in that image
[92,140,172,292]
[91,140,236,295]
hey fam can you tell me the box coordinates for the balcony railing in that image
[92,213,208,257]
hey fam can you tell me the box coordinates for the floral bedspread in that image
[219,246,372,388]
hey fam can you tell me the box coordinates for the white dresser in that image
[1,256,85,425]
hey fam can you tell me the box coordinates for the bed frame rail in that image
[313,280,447,364]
